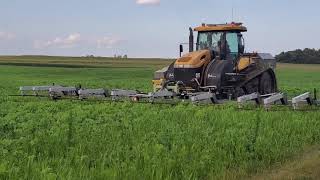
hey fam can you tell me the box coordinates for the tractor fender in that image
[204,60,234,91]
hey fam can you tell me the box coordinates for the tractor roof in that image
[194,22,247,32]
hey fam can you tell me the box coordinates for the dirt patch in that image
[250,146,320,180]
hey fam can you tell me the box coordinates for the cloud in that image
[0,31,15,40]
[34,33,81,49]
[136,0,160,5]
[34,33,124,51]
[97,36,122,49]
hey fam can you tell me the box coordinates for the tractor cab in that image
[191,22,247,61]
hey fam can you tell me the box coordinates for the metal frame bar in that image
[292,92,312,110]
[18,85,320,111]
[49,87,78,99]
[190,92,217,104]
[110,89,138,101]
[263,93,287,109]
[149,90,175,98]
[110,89,138,97]
[78,89,107,99]
[20,85,62,96]
[237,92,261,108]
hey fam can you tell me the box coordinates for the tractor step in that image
[225,73,246,82]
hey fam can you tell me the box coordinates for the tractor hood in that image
[174,50,212,69]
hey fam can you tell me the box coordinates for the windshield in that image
[197,32,223,51]
[196,31,240,60]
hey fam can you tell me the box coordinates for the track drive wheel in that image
[259,71,276,95]
[243,77,259,94]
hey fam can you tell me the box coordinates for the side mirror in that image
[179,44,184,57]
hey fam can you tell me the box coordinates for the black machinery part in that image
[240,69,277,96]
[204,59,234,92]
[165,63,175,81]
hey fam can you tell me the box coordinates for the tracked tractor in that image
[153,22,277,100]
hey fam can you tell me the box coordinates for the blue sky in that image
[0,0,319,58]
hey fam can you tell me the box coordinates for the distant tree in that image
[275,48,320,64]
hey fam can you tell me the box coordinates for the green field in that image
[1,56,320,179]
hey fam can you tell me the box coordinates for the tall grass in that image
[1,101,320,179]
[0,60,320,179]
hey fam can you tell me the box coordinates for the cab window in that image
[226,33,239,54]
[197,32,223,51]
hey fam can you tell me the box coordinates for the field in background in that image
[0,56,172,69]
[1,56,320,179]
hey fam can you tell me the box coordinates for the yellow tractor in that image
[153,22,277,100]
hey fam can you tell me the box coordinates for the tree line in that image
[275,48,320,64]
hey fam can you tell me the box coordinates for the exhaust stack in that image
[189,27,194,52]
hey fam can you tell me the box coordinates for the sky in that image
[0,0,320,58]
